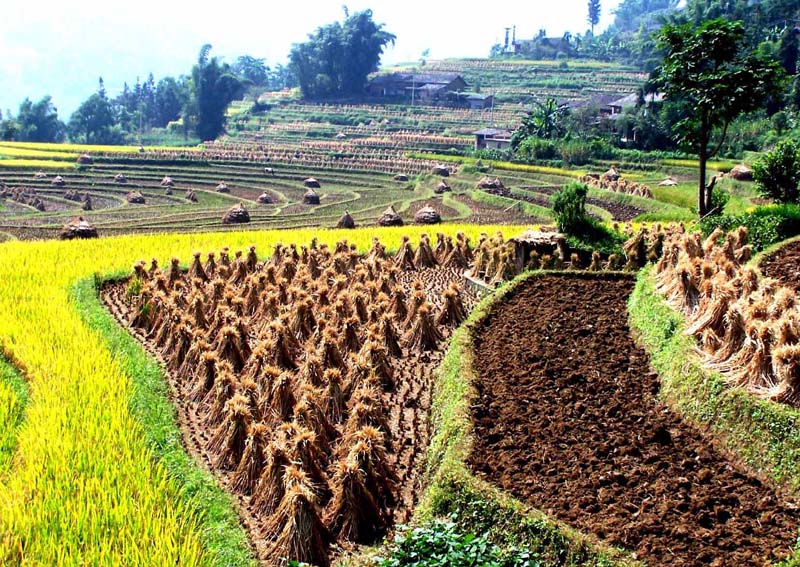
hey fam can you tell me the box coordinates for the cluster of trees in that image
[1,7,393,145]
[494,0,800,71]
[63,47,243,146]
[0,9,396,145]
[289,8,395,98]
[0,97,66,143]
[0,47,298,145]
[65,76,191,145]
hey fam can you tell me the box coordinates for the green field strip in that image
[0,355,30,477]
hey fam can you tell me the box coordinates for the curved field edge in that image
[753,233,800,267]
[417,270,640,567]
[0,224,517,565]
[628,266,800,563]
[629,266,800,497]
[0,356,29,477]
[71,275,255,566]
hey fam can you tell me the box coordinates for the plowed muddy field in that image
[760,240,800,294]
[468,273,799,566]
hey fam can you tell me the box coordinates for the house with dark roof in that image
[367,72,468,104]
[448,92,495,110]
[473,128,513,150]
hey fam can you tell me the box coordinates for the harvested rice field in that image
[101,235,477,564]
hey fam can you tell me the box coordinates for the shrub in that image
[558,140,592,166]
[752,139,800,203]
[515,137,557,161]
[552,182,588,234]
[700,204,800,250]
[708,188,730,216]
[375,520,538,567]
[552,182,624,255]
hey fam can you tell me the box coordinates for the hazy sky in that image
[2,0,622,118]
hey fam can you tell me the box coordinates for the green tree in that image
[0,117,19,141]
[267,64,296,90]
[753,139,800,203]
[289,9,395,98]
[154,77,188,127]
[16,96,66,143]
[189,45,243,141]
[68,79,124,144]
[233,56,269,87]
[653,18,784,216]
[588,0,601,34]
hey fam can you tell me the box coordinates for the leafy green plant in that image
[708,187,730,216]
[552,182,589,234]
[753,139,800,204]
[375,520,540,567]
[515,137,558,161]
[552,182,624,255]
[558,140,592,166]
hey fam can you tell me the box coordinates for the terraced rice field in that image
[0,225,509,566]
[0,143,696,240]
[384,58,647,105]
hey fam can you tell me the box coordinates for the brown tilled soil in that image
[468,273,799,566]
[102,266,475,562]
[452,194,545,225]
[760,240,800,294]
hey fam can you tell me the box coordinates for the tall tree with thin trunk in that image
[653,18,784,217]
[588,0,601,34]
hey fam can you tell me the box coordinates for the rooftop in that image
[369,72,462,86]
[473,128,513,137]
[608,92,664,109]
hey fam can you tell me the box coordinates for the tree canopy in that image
[233,56,269,87]
[588,0,601,34]
[68,79,124,145]
[653,18,785,215]
[16,96,66,143]
[289,9,395,98]
[189,44,244,141]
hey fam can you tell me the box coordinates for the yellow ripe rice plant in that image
[405,152,585,178]
[0,158,75,169]
[0,141,202,155]
[0,146,79,159]
[0,224,519,565]
[661,158,736,172]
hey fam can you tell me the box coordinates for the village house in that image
[367,72,468,104]
[606,92,665,118]
[473,128,513,150]
[449,92,495,110]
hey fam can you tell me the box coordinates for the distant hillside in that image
[381,59,646,105]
